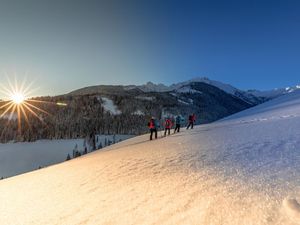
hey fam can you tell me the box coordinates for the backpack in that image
[166,120,170,126]
[148,119,155,129]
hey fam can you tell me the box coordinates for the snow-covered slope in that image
[1,91,300,224]
[222,89,300,121]
[100,97,121,115]
[68,77,299,107]
[0,135,133,179]
[137,77,264,105]
[135,77,239,94]
[247,85,300,99]
[139,77,300,99]
[138,77,300,104]
[170,77,239,95]
[137,81,170,92]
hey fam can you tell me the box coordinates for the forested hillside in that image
[0,82,253,143]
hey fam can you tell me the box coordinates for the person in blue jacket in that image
[174,115,182,133]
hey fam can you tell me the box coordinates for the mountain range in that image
[2,85,300,224]
[0,77,299,142]
[69,77,300,105]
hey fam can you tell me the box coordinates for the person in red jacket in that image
[164,117,173,136]
[186,113,196,129]
[148,117,158,140]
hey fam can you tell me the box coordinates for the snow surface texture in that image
[0,135,133,178]
[1,91,300,224]
[101,97,121,115]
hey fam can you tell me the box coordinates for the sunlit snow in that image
[101,97,121,115]
[1,91,300,224]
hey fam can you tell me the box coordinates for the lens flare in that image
[10,92,26,105]
[0,76,56,139]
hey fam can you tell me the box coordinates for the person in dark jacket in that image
[164,117,173,136]
[174,115,182,133]
[148,117,158,140]
[186,113,196,129]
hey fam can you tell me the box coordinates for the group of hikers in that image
[148,113,196,140]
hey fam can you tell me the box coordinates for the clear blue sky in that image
[0,0,299,97]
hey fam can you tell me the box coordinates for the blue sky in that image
[0,0,299,97]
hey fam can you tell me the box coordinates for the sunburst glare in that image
[0,76,53,136]
[10,92,26,105]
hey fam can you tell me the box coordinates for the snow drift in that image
[1,91,300,224]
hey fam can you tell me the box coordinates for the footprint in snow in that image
[283,198,300,223]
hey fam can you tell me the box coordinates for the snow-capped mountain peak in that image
[246,84,300,99]
[169,77,239,95]
[136,77,238,95]
[135,77,262,105]
[135,77,299,106]
[68,77,299,107]
[138,81,170,92]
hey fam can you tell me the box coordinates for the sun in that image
[0,76,67,141]
[10,92,26,105]
[0,76,51,137]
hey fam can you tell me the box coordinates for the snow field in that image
[1,91,300,224]
[0,135,133,178]
[101,97,121,115]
